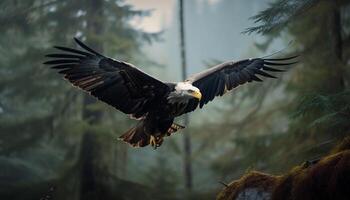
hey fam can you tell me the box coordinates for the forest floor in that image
[216,137,350,200]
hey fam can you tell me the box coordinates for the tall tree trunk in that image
[179,0,193,191]
[328,0,345,91]
[79,0,116,199]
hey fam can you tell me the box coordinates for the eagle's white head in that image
[175,82,202,99]
[167,82,202,104]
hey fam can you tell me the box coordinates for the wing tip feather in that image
[73,37,103,56]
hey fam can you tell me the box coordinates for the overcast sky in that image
[126,0,227,32]
[123,0,280,84]
[126,0,177,32]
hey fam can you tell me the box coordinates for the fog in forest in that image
[1,0,349,199]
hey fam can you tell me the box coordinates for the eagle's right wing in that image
[182,56,298,113]
[44,38,170,117]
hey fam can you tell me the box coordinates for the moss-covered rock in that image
[217,171,280,200]
[217,138,350,200]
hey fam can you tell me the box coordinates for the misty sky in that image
[124,0,280,83]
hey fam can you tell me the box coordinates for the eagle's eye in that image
[188,89,195,93]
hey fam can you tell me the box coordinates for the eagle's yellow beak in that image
[192,91,202,100]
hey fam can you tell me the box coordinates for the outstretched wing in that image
[44,38,170,117]
[184,56,298,111]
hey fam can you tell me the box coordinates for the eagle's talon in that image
[149,135,163,149]
[150,135,156,148]
[157,137,163,147]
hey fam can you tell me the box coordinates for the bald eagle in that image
[44,38,297,148]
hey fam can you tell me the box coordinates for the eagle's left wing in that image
[44,38,170,118]
[184,56,298,111]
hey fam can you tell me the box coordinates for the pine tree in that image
[210,0,350,178]
[0,1,160,199]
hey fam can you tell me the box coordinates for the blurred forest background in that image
[0,0,350,199]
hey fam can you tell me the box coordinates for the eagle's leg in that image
[150,135,164,149]
[150,135,157,148]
